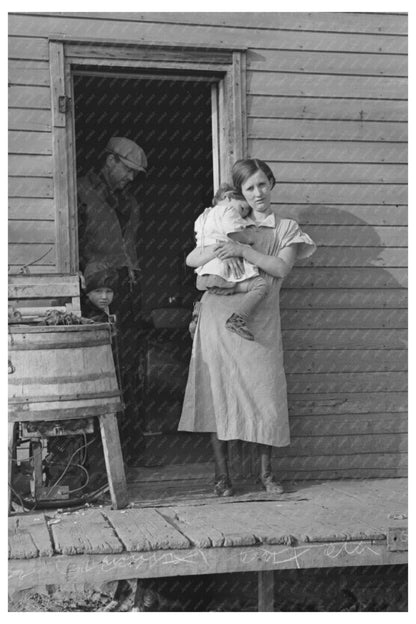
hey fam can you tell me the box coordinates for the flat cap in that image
[106,137,147,173]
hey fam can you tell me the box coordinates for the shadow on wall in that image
[275,203,406,330]
[270,204,407,476]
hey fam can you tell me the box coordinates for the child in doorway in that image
[81,261,118,323]
[193,183,268,341]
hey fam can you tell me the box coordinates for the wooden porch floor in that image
[9,477,408,601]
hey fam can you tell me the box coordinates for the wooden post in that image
[31,439,44,497]
[99,412,128,509]
[258,570,274,612]
[8,422,18,512]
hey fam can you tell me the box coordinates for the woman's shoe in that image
[260,472,284,495]
[214,475,234,497]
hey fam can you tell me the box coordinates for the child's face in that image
[228,198,251,219]
[87,287,114,311]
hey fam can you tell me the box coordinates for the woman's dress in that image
[178,217,316,447]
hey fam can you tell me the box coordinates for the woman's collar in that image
[248,212,276,228]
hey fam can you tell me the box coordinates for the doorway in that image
[73,70,215,472]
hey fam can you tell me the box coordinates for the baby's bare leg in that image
[232,277,268,319]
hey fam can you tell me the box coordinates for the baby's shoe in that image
[225,313,254,341]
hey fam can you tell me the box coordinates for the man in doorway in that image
[78,136,147,281]
[78,137,148,462]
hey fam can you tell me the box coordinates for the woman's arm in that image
[186,244,245,279]
[186,245,217,268]
[186,224,256,268]
[214,241,298,279]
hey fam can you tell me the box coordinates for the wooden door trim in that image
[48,38,247,274]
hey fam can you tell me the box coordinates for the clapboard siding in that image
[8,154,53,176]
[298,247,407,267]
[8,244,56,266]
[285,267,407,289]
[8,36,49,60]
[280,289,407,309]
[246,49,408,76]
[281,329,406,350]
[9,110,52,133]
[248,119,407,142]
[286,372,407,394]
[56,12,408,34]
[268,182,408,205]
[8,86,51,109]
[8,14,408,54]
[275,433,407,456]
[281,309,407,329]
[293,226,407,247]
[9,131,52,154]
[8,264,54,274]
[8,177,53,198]
[8,12,407,479]
[8,60,50,85]
[8,198,55,220]
[268,163,407,183]
[248,97,408,121]
[283,350,407,372]
[274,206,407,226]
[268,185,407,204]
[289,413,407,436]
[270,454,407,476]
[287,391,407,415]
[8,221,55,244]
[248,72,407,99]
[251,140,407,164]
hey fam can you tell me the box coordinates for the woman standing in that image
[178,158,316,496]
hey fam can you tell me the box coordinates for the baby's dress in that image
[194,204,258,284]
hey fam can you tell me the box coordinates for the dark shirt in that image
[81,296,111,323]
[78,170,141,272]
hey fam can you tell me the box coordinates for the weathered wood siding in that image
[8,12,407,479]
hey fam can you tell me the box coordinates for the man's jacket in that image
[78,170,140,272]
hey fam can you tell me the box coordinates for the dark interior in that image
[73,71,214,470]
[74,70,213,310]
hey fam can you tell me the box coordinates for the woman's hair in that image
[231,158,276,192]
[212,182,246,206]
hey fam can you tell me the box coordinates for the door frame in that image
[48,37,247,273]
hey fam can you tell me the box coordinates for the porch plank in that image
[8,478,408,597]
[277,500,385,543]
[105,508,190,551]
[264,482,390,542]
[161,506,228,548]
[165,503,295,548]
[317,481,408,527]
[49,509,123,555]
[323,479,408,510]
[8,514,53,559]
[233,502,310,545]
[220,504,298,546]
[166,492,397,549]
